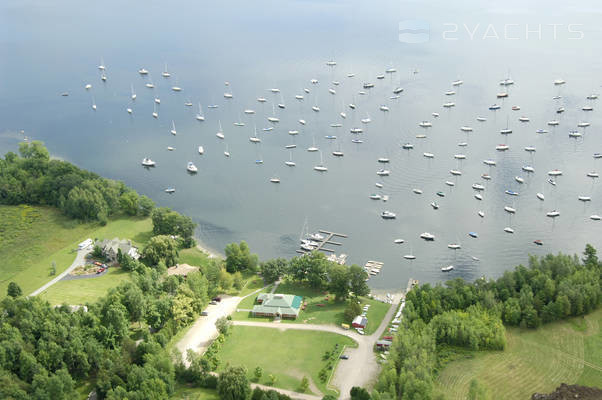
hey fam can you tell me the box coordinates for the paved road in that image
[251,382,322,400]
[29,245,92,297]
[233,294,401,400]
[175,285,266,367]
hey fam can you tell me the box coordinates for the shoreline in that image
[194,237,223,260]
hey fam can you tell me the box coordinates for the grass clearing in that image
[179,247,213,268]
[217,326,356,396]
[232,280,391,333]
[0,205,151,297]
[39,267,132,305]
[434,308,602,399]
[171,386,220,400]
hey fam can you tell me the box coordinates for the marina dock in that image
[297,229,348,256]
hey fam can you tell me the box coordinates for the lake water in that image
[2,0,602,290]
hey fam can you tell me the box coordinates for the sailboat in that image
[216,120,225,139]
[98,57,106,70]
[152,103,158,119]
[196,104,205,121]
[162,63,171,78]
[130,84,137,100]
[249,126,261,143]
[267,104,279,123]
[224,144,230,157]
[170,121,177,135]
[285,151,296,167]
[91,97,97,110]
[314,150,327,172]
[307,135,318,152]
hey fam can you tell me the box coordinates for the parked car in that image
[340,355,349,360]
[93,261,103,266]
[96,268,105,274]
[209,301,217,305]
[212,297,222,302]
[201,311,209,316]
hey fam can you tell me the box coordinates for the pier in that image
[296,230,348,256]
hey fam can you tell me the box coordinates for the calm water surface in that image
[2,0,602,290]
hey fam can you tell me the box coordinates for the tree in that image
[138,195,155,216]
[215,317,232,335]
[350,387,371,400]
[119,191,139,216]
[343,300,362,323]
[142,235,179,267]
[50,261,56,276]
[300,376,309,392]
[329,264,351,300]
[583,244,598,266]
[254,366,263,382]
[19,140,50,161]
[7,282,22,298]
[219,270,234,291]
[225,241,258,273]
[268,374,277,386]
[123,285,146,325]
[288,252,330,289]
[218,366,251,400]
[467,379,489,400]
[91,245,104,259]
[151,207,196,243]
[233,272,244,290]
[260,258,287,283]
[348,265,370,297]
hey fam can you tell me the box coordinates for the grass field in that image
[434,308,602,399]
[0,205,151,297]
[171,386,220,400]
[232,281,391,334]
[217,326,356,396]
[39,267,132,305]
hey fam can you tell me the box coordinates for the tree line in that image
[1,141,154,224]
[371,245,601,400]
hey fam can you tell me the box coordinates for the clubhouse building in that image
[252,293,302,319]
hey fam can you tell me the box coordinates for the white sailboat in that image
[170,120,177,135]
[216,120,225,139]
[196,104,205,121]
[130,84,136,100]
[285,151,296,167]
[162,63,171,78]
[314,150,327,172]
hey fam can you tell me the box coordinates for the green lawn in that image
[0,204,151,298]
[232,280,391,334]
[171,386,220,400]
[434,308,602,399]
[179,247,213,268]
[39,267,132,305]
[217,326,356,396]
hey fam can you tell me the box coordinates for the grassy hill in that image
[0,204,151,299]
[434,308,602,399]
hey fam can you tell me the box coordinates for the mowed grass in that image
[171,386,219,400]
[39,267,132,305]
[233,281,391,334]
[434,308,602,399]
[218,326,356,396]
[0,205,151,297]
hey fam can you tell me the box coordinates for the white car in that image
[356,328,365,335]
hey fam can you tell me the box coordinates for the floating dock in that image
[296,230,348,256]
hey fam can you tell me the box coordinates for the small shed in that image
[352,315,367,328]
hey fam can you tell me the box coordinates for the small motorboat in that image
[525,146,536,152]
[377,169,390,176]
[420,232,435,241]
[436,191,445,197]
[431,202,439,210]
[546,210,560,218]
[587,172,599,178]
[504,227,515,233]
[590,215,601,221]
[402,143,414,150]
[419,121,432,128]
[186,162,198,173]
[481,174,491,180]
[369,194,382,200]
[505,190,519,196]
[472,183,485,191]
[537,193,545,201]
[445,181,455,187]
[534,240,543,246]
[477,117,487,122]
[474,193,483,201]
[441,265,454,272]
[496,144,509,151]
[404,254,416,260]
[489,104,501,110]
[578,196,592,202]
[548,169,563,176]
[270,177,280,183]
[141,158,156,167]
[515,176,525,184]
[548,179,556,186]
[413,188,423,194]
[448,244,461,249]
[450,169,462,176]
[164,188,175,193]
[504,206,516,214]
[483,159,496,166]
[394,239,405,244]
[381,211,396,219]
[478,211,484,218]
[468,232,478,238]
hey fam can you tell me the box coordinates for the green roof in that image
[253,293,302,316]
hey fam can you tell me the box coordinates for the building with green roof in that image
[252,293,303,319]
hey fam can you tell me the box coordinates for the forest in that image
[373,245,601,400]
